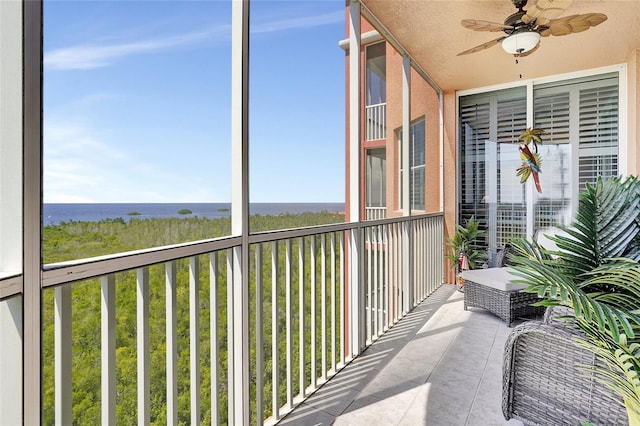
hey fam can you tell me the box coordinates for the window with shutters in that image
[365,148,386,220]
[398,118,425,211]
[458,71,620,260]
[533,72,619,229]
[459,87,527,263]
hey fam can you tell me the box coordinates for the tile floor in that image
[278,284,526,426]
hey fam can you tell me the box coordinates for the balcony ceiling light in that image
[501,31,540,55]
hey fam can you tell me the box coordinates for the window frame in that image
[398,117,426,212]
[456,65,626,256]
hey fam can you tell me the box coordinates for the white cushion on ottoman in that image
[462,267,527,292]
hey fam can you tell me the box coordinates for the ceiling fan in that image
[458,0,607,57]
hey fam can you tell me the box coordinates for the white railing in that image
[365,206,387,220]
[1,213,443,425]
[365,102,386,141]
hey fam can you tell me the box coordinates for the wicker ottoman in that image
[461,268,544,327]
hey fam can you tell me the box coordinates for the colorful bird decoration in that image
[515,128,547,193]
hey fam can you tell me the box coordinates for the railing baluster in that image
[54,285,72,426]
[418,220,425,306]
[436,218,440,291]
[101,275,116,426]
[389,223,394,325]
[165,261,178,425]
[419,220,425,301]
[330,232,336,374]
[373,226,379,338]
[387,224,393,328]
[298,237,305,398]
[366,227,372,345]
[137,267,150,426]
[209,254,219,425]
[271,241,279,420]
[398,223,402,320]
[423,219,427,299]
[339,233,345,366]
[255,245,264,426]
[310,237,317,390]
[285,239,293,409]
[226,249,234,425]
[189,257,200,425]
[377,227,382,332]
[423,219,427,300]
[320,234,327,381]
[395,224,400,317]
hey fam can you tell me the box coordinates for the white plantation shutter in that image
[533,72,619,228]
[459,87,527,260]
[578,79,619,187]
[533,88,572,229]
[459,72,620,258]
[495,95,527,245]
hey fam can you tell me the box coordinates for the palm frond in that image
[445,216,486,269]
[547,176,640,277]
[509,176,640,421]
[509,256,640,340]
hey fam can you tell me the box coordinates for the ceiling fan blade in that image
[457,37,505,56]
[545,13,608,36]
[461,19,514,32]
[523,0,574,26]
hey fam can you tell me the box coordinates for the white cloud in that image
[252,10,344,33]
[43,121,223,203]
[44,26,229,71]
[44,9,343,71]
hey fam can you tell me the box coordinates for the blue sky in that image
[43,0,346,203]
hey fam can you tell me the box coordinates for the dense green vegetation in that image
[44,211,344,264]
[42,211,344,425]
[177,209,193,215]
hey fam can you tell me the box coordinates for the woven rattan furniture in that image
[503,310,627,425]
[461,267,544,327]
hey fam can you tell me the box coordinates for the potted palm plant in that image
[446,216,485,290]
[510,176,640,425]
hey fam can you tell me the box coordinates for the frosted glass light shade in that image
[502,31,540,54]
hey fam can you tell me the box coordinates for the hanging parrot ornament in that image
[515,128,547,193]
[517,143,542,193]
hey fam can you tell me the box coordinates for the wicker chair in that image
[502,307,628,425]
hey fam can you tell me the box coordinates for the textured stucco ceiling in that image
[361,0,640,92]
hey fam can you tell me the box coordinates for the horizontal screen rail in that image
[42,236,242,288]
[0,274,22,300]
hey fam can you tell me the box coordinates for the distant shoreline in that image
[43,202,345,226]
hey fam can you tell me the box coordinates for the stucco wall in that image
[384,48,441,217]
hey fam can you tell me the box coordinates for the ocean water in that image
[43,203,345,226]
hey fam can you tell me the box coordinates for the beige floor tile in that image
[284,285,517,426]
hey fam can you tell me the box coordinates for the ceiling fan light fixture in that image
[501,31,540,55]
